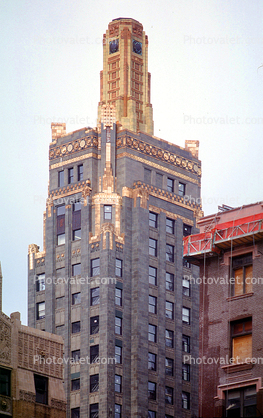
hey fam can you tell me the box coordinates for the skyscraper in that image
[28,18,202,418]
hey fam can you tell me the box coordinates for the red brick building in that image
[183,202,263,417]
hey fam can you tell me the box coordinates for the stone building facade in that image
[183,202,263,417]
[28,18,202,418]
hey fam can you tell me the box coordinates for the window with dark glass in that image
[91,287,100,306]
[115,288,122,306]
[149,212,158,228]
[72,292,81,305]
[167,178,174,192]
[166,218,174,234]
[115,346,122,364]
[115,317,122,335]
[72,202,81,240]
[231,253,253,296]
[115,375,122,392]
[36,273,45,291]
[166,272,174,291]
[165,358,173,376]
[183,223,192,237]
[58,170,64,187]
[149,266,157,286]
[166,301,174,319]
[77,164,83,181]
[90,316,99,335]
[71,407,80,418]
[71,350,80,361]
[182,363,190,381]
[182,391,190,409]
[165,386,173,405]
[148,324,157,343]
[165,415,173,418]
[0,368,11,396]
[165,329,173,348]
[182,335,190,353]
[179,182,186,197]
[115,259,122,277]
[90,374,99,392]
[34,374,48,404]
[72,321,81,334]
[148,353,156,371]
[231,318,252,363]
[182,307,190,324]
[225,385,256,417]
[148,381,156,400]
[144,167,151,184]
[90,345,99,363]
[149,295,157,314]
[183,258,191,268]
[183,277,190,296]
[57,205,65,245]
[149,238,157,257]
[91,258,100,276]
[115,404,121,418]
[71,378,80,391]
[72,263,81,276]
[148,411,156,418]
[36,302,45,320]
[104,205,112,220]
[90,403,99,418]
[166,244,174,263]
[68,167,74,184]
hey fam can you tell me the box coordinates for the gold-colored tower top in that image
[98,18,154,135]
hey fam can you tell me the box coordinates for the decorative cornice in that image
[49,180,92,201]
[49,134,98,161]
[149,204,194,226]
[50,152,100,170]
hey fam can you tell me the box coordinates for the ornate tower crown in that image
[98,18,154,135]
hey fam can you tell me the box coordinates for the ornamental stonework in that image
[0,317,11,364]
[49,134,98,161]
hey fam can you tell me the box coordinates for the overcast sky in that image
[1,0,263,324]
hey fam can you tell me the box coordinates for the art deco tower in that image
[28,18,202,418]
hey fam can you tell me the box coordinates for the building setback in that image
[28,18,203,418]
[183,202,263,418]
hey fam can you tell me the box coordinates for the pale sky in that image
[1,0,263,323]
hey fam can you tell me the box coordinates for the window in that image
[182,307,190,324]
[148,412,156,418]
[156,172,163,189]
[166,218,174,234]
[149,296,157,314]
[57,204,65,245]
[166,272,174,291]
[73,201,81,211]
[91,287,100,305]
[182,391,190,409]
[165,329,174,348]
[71,407,80,418]
[36,302,45,320]
[90,316,99,335]
[115,404,121,418]
[115,317,122,335]
[73,229,81,240]
[115,288,122,306]
[57,233,65,245]
[58,170,64,187]
[183,259,191,269]
[0,368,11,396]
[166,244,174,263]
[90,374,99,392]
[182,335,190,353]
[149,212,158,228]
[166,301,174,319]
[90,403,99,418]
[115,259,122,277]
[72,321,81,334]
[91,258,100,277]
[104,205,112,220]
[72,292,81,305]
[57,205,65,216]
[165,415,173,418]
[165,358,173,376]
[182,277,190,296]
[179,182,186,197]
[34,374,48,404]
[149,238,157,257]
[68,167,74,184]
[71,378,80,391]
[90,345,99,363]
[78,164,83,181]
[72,263,81,276]
[36,273,45,292]
[115,345,122,364]
[232,253,253,296]
[167,178,174,192]
[148,381,156,400]
[144,168,151,184]
[231,318,252,363]
[71,350,80,361]
[148,324,157,343]
[148,353,156,371]
[225,385,256,417]
[115,375,122,393]
[149,266,157,286]
[72,202,81,240]
[183,223,192,237]
[165,386,173,405]
[182,363,190,381]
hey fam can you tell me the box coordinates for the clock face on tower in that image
[133,40,142,55]
[109,39,119,54]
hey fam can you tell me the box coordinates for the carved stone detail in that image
[51,398,67,411]
[0,316,11,364]
[0,394,12,414]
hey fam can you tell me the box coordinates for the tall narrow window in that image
[36,273,45,292]
[165,301,174,319]
[90,345,99,363]
[91,258,100,276]
[149,266,157,286]
[72,263,81,276]
[148,382,156,400]
[166,218,175,234]
[115,346,122,364]
[232,253,253,296]
[149,212,158,228]
[165,386,173,405]
[231,318,252,363]
[91,287,100,306]
[167,178,174,192]
[115,404,121,418]
[166,272,174,291]
[72,292,81,305]
[179,182,186,197]
[0,368,11,396]
[183,223,192,237]
[182,363,190,381]
[149,296,157,314]
[115,375,122,393]
[115,259,122,277]
[104,205,112,220]
[148,353,157,371]
[166,244,174,263]
[90,316,99,335]
[71,408,80,418]
[149,238,157,257]
[71,350,80,361]
[165,358,173,376]
[68,167,74,184]
[34,374,48,404]
[165,329,173,348]
[72,321,81,334]
[90,374,99,392]
[182,392,190,409]
[182,307,190,324]
[71,378,80,391]
[77,164,83,181]
[182,335,190,353]
[72,202,81,241]
[90,404,99,418]
[58,170,64,187]
[36,302,45,320]
[115,316,122,335]
[182,277,190,296]
[115,288,122,306]
[148,324,157,343]
[57,205,65,245]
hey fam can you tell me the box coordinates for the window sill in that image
[227,292,254,302]
[221,362,254,373]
